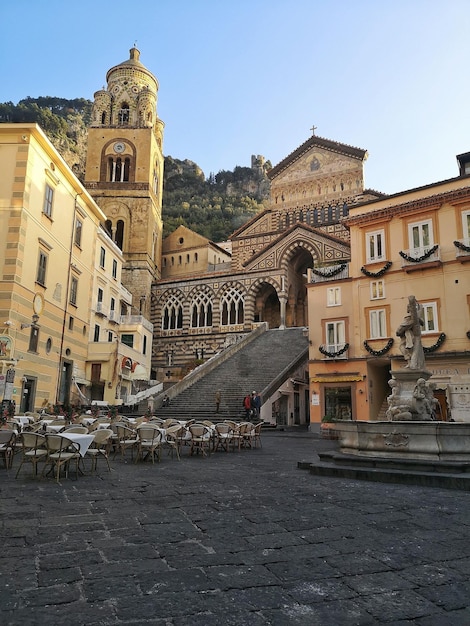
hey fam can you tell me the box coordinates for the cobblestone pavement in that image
[1,429,470,625]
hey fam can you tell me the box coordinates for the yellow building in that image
[0,123,105,411]
[0,123,153,412]
[161,225,231,279]
[307,151,470,430]
[86,227,153,406]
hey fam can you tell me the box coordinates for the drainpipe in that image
[55,192,82,404]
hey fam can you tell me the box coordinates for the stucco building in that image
[307,152,470,429]
[0,123,152,412]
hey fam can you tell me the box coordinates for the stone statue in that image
[396,295,425,370]
[384,296,437,421]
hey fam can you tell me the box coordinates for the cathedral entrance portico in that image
[251,280,281,328]
[283,247,314,328]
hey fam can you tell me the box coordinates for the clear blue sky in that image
[2,0,470,194]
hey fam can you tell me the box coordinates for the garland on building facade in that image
[319,343,350,358]
[363,338,394,356]
[454,240,470,253]
[423,333,446,353]
[360,261,392,277]
[311,263,347,278]
[399,244,439,263]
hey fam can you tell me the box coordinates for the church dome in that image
[106,47,158,92]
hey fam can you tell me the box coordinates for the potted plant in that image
[107,405,119,421]
[1,402,15,427]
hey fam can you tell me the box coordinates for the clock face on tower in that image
[113,142,125,154]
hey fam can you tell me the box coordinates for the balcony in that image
[319,343,349,360]
[308,263,349,283]
[454,238,470,262]
[120,315,154,333]
[400,245,441,272]
[95,302,108,317]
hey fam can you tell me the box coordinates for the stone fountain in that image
[336,296,470,462]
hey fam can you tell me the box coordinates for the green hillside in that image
[0,97,271,241]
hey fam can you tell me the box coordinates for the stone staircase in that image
[148,327,308,422]
[376,397,389,421]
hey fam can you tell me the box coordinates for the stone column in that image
[279,295,287,330]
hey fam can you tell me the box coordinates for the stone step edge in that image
[297,460,470,491]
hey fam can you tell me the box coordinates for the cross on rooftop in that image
[310,124,317,135]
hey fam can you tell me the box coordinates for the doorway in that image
[20,377,36,413]
[58,361,73,405]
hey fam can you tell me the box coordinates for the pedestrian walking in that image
[215,389,221,413]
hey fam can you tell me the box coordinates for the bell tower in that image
[84,47,164,319]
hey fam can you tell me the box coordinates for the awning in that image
[310,375,363,383]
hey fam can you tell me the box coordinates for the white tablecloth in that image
[14,416,32,426]
[46,424,66,433]
[63,433,95,457]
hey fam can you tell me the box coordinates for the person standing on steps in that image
[251,391,261,420]
[243,393,252,418]
[215,389,221,413]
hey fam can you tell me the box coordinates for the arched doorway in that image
[253,282,280,328]
[285,248,313,327]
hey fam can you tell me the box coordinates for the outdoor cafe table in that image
[61,433,95,457]
[13,416,32,430]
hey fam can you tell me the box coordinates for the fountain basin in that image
[336,421,470,462]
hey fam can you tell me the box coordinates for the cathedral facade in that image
[153,136,381,381]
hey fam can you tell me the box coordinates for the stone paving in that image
[1,429,470,625]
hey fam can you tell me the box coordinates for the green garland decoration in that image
[399,244,439,263]
[363,338,394,356]
[319,343,350,358]
[360,261,392,277]
[454,240,470,253]
[423,333,446,353]
[311,263,347,278]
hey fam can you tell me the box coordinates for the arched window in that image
[118,103,130,125]
[221,287,244,326]
[161,294,183,330]
[108,157,130,183]
[101,111,107,124]
[190,293,213,328]
[153,167,158,195]
[115,220,124,250]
